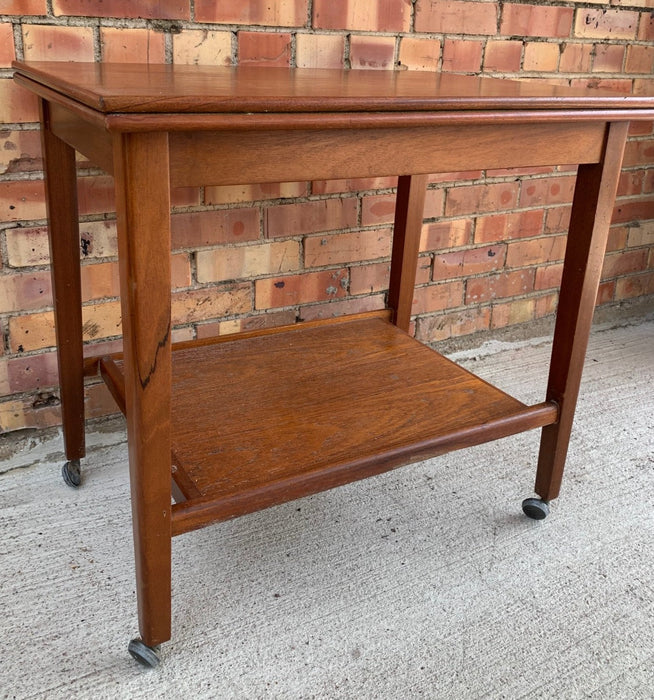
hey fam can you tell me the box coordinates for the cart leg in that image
[388,174,429,332]
[39,99,85,485]
[533,121,629,503]
[113,132,172,654]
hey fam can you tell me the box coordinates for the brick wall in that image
[1,0,653,432]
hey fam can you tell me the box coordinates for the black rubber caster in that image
[128,638,160,668]
[61,459,81,488]
[522,497,550,520]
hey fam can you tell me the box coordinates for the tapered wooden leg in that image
[388,174,429,332]
[113,132,172,647]
[39,99,85,465]
[534,121,629,501]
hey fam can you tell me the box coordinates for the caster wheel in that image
[62,459,81,488]
[522,497,550,520]
[128,638,160,668]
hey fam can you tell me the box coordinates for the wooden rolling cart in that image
[12,61,654,666]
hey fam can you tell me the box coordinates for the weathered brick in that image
[433,244,506,281]
[415,306,491,343]
[79,220,118,259]
[625,44,654,74]
[53,0,190,19]
[491,298,535,329]
[0,129,42,175]
[0,22,15,67]
[350,262,390,295]
[627,221,654,248]
[535,263,563,291]
[445,182,519,216]
[238,31,291,66]
[398,37,441,72]
[22,24,94,62]
[0,397,61,433]
[196,0,307,26]
[0,271,52,313]
[5,226,49,267]
[265,198,357,238]
[0,78,39,124]
[519,176,576,207]
[412,280,464,315]
[592,44,626,73]
[255,268,348,309]
[475,210,544,243]
[195,310,297,338]
[616,271,654,298]
[535,292,558,318]
[500,4,573,38]
[574,9,638,40]
[196,240,300,282]
[523,42,560,72]
[570,77,632,93]
[101,27,166,63]
[299,294,386,322]
[420,219,473,251]
[173,29,233,66]
[172,208,260,248]
[442,39,483,73]
[5,351,58,393]
[349,35,396,71]
[559,43,593,73]
[172,283,251,324]
[465,269,535,303]
[415,0,498,35]
[544,206,571,234]
[296,33,344,69]
[205,182,307,205]
[506,235,567,267]
[305,228,391,267]
[0,179,46,222]
[313,0,411,32]
[483,40,522,72]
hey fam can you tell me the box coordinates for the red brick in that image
[626,45,654,74]
[0,179,46,222]
[0,271,52,313]
[616,271,654,298]
[305,228,391,267]
[420,219,472,251]
[350,35,396,71]
[606,226,629,252]
[77,176,116,216]
[398,37,441,72]
[22,24,94,62]
[265,198,357,238]
[500,4,573,38]
[205,182,307,205]
[544,206,571,234]
[296,34,344,69]
[559,43,593,73]
[491,298,536,329]
[592,44,625,73]
[506,235,567,267]
[79,220,118,259]
[428,171,482,184]
[519,176,576,207]
[626,221,654,248]
[299,294,386,322]
[238,31,291,67]
[617,170,645,197]
[442,39,483,73]
[475,210,544,243]
[523,42,560,72]
[4,226,49,267]
[6,352,59,393]
[638,12,654,40]
[173,29,232,66]
[433,244,506,281]
[445,182,519,216]
[412,280,464,315]
[312,177,397,195]
[535,263,563,291]
[255,268,349,309]
[196,240,300,282]
[483,40,522,72]
[172,284,251,324]
[602,249,649,278]
[313,0,411,32]
[196,0,306,25]
[0,22,15,67]
[101,28,166,63]
[465,269,535,303]
[570,77,632,93]
[535,292,558,318]
[196,310,297,339]
[171,208,260,248]
[350,262,390,295]
[0,77,40,124]
[0,0,46,13]
[0,130,42,175]
[634,78,654,96]
[361,194,396,226]
[415,306,491,343]
[415,0,497,34]
[612,196,654,224]
[53,0,190,19]
[575,9,638,39]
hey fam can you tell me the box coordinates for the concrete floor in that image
[1,316,653,699]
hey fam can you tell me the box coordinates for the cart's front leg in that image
[39,99,85,486]
[113,132,172,664]
[530,121,629,514]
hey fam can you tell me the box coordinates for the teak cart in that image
[13,61,654,667]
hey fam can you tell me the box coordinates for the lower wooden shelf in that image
[98,314,558,535]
